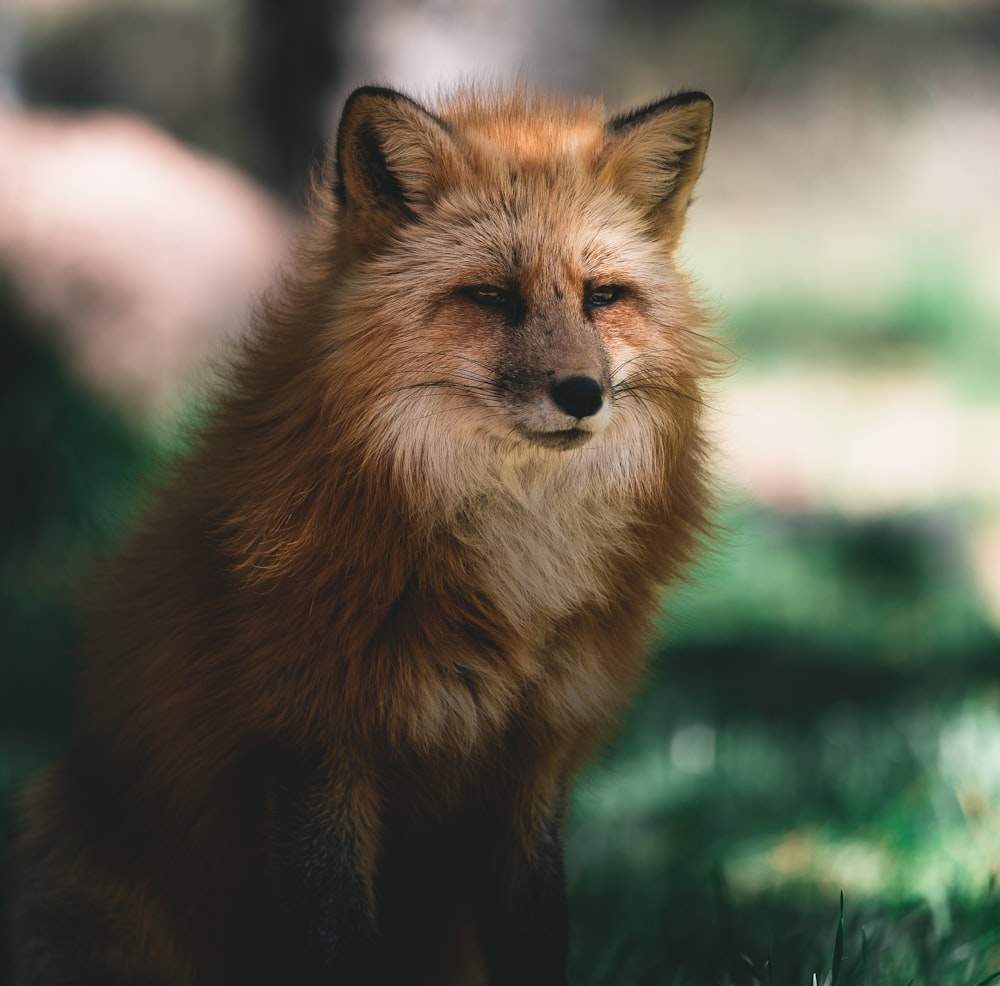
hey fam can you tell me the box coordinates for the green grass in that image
[567,665,1000,983]
[568,877,1000,985]
[563,508,1000,983]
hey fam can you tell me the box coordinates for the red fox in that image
[10,84,717,985]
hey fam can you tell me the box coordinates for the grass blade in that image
[831,891,845,986]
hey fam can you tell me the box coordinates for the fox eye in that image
[462,285,510,308]
[586,284,625,308]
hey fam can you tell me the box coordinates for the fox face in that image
[325,87,715,505]
[447,278,614,451]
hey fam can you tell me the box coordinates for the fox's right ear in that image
[335,86,457,253]
[601,91,713,251]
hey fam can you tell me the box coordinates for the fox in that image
[9,84,717,985]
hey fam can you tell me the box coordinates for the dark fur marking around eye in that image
[460,285,526,325]
[585,284,626,309]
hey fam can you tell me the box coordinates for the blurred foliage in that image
[727,258,1000,394]
[668,506,996,669]
[0,281,160,846]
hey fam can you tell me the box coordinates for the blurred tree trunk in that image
[245,0,344,202]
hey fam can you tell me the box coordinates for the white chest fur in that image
[447,460,633,627]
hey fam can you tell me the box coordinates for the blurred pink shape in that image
[0,105,294,414]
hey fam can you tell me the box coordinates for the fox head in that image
[314,85,715,505]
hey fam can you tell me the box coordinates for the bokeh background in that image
[1,1,999,982]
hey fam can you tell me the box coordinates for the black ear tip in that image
[666,90,713,108]
[609,90,713,132]
[340,85,410,119]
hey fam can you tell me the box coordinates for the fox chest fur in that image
[11,84,718,986]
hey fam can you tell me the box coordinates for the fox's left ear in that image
[601,92,713,250]
[335,86,458,254]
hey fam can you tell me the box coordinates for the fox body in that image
[10,85,716,984]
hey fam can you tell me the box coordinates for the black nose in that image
[549,375,605,420]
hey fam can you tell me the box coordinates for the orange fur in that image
[10,84,718,985]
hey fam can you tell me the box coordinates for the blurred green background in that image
[2,0,999,982]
